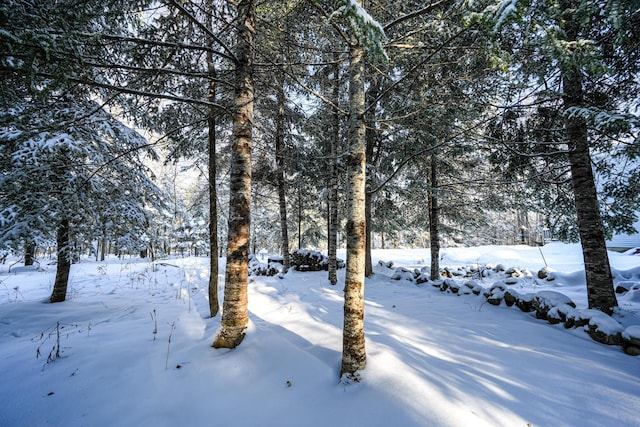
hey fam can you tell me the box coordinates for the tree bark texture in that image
[429,153,440,281]
[563,68,617,314]
[24,243,35,266]
[100,224,107,262]
[364,74,380,278]
[561,6,617,314]
[275,60,290,274]
[207,18,220,317]
[50,219,71,303]
[341,41,367,377]
[213,0,254,348]
[328,60,340,286]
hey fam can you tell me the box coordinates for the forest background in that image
[1,0,639,376]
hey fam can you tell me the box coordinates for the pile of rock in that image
[387,261,639,356]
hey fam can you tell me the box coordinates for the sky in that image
[1,242,639,427]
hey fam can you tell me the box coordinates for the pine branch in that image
[15,69,232,111]
[165,0,238,65]
[62,31,219,54]
[383,0,451,32]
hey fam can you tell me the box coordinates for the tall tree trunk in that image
[213,0,254,349]
[297,184,302,249]
[341,40,367,377]
[207,3,219,318]
[563,69,617,314]
[328,59,340,286]
[562,9,617,315]
[364,74,380,278]
[50,219,71,303]
[364,189,372,276]
[275,58,290,274]
[429,153,440,281]
[101,231,107,261]
[24,242,35,266]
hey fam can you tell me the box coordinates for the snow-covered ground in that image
[1,242,639,427]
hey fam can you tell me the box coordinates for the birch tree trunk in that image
[50,219,71,303]
[213,0,254,348]
[341,40,367,377]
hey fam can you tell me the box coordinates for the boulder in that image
[531,291,576,320]
[503,289,520,307]
[442,279,460,294]
[463,281,483,296]
[505,267,521,277]
[584,312,624,346]
[537,266,554,280]
[391,267,415,281]
[622,326,640,356]
[514,292,535,312]
[484,283,507,306]
[547,304,578,325]
[614,281,636,294]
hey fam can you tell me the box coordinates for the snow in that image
[1,242,639,427]
[493,0,519,32]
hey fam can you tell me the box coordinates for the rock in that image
[505,267,521,277]
[565,309,594,328]
[443,279,460,294]
[514,292,535,312]
[624,345,640,356]
[484,283,507,306]
[622,325,640,355]
[622,325,640,348]
[532,291,576,320]
[504,289,519,307]
[547,304,578,325]
[378,260,394,269]
[537,266,554,279]
[415,273,430,284]
[464,281,483,296]
[585,312,624,346]
[450,268,464,277]
[614,281,635,294]
[391,267,415,281]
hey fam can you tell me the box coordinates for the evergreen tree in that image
[488,0,640,313]
[0,94,162,302]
